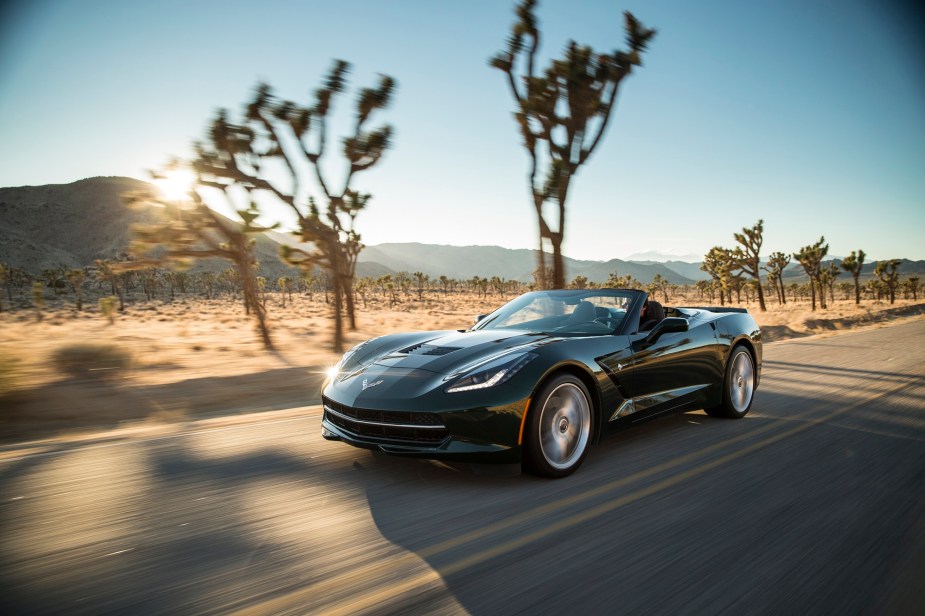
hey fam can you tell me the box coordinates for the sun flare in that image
[156,168,196,201]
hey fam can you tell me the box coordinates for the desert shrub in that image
[0,353,19,396]
[52,343,132,378]
[100,296,117,324]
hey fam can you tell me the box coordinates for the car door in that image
[621,319,723,420]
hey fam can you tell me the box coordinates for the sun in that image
[156,167,196,201]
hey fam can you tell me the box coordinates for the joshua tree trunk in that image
[239,256,272,350]
[550,236,565,289]
[331,267,345,353]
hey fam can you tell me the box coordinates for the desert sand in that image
[1,291,923,443]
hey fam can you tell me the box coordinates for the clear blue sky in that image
[1,0,923,262]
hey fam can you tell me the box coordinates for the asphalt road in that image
[1,320,923,615]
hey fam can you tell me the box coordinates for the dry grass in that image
[0,291,922,442]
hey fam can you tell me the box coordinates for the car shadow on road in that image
[356,381,925,614]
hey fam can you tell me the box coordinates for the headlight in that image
[446,352,537,393]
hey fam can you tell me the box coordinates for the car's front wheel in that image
[706,345,755,419]
[523,374,592,478]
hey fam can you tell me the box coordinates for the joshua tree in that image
[439,275,450,297]
[819,261,840,305]
[906,276,919,300]
[67,269,86,311]
[764,269,780,304]
[695,279,711,301]
[31,281,44,321]
[230,64,396,352]
[174,271,190,294]
[135,63,393,353]
[3,265,28,302]
[99,296,117,324]
[491,1,655,289]
[354,277,371,309]
[395,271,411,298]
[762,251,791,305]
[701,247,734,306]
[838,281,853,301]
[606,270,641,290]
[570,274,589,289]
[413,271,428,301]
[531,266,554,290]
[650,272,670,302]
[840,249,865,305]
[795,237,828,311]
[42,267,67,296]
[162,271,189,300]
[94,259,128,311]
[866,278,884,301]
[730,220,766,311]
[139,267,161,301]
[874,259,901,304]
[201,271,217,299]
[277,277,293,307]
[490,276,506,296]
[126,179,276,349]
[728,273,745,304]
[221,268,243,300]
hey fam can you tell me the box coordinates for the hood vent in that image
[400,343,461,356]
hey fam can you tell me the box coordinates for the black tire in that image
[706,345,755,419]
[523,374,593,478]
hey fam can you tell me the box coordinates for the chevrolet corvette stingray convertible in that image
[321,289,761,477]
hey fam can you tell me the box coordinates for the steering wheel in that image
[594,315,620,330]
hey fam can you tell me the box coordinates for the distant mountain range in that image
[2,177,923,285]
[356,242,699,284]
[625,250,703,263]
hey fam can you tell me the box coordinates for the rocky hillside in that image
[0,177,152,272]
[0,177,346,279]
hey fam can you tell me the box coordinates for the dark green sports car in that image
[321,288,761,477]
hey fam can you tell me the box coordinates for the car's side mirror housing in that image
[475,314,487,324]
[645,317,689,344]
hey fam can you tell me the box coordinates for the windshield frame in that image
[471,289,647,337]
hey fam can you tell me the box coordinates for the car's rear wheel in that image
[524,374,592,478]
[706,345,755,419]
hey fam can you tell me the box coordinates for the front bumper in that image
[320,395,528,464]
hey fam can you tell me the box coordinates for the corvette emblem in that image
[362,378,384,390]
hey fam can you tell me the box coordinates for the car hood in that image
[370,329,550,376]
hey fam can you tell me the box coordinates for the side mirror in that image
[644,317,688,344]
[475,314,487,324]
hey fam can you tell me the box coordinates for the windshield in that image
[473,290,637,335]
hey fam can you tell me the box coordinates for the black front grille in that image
[323,397,449,445]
